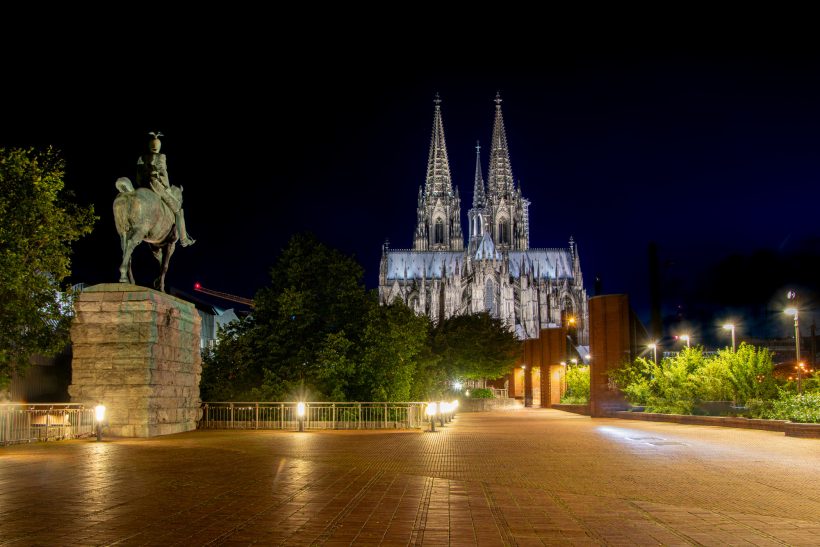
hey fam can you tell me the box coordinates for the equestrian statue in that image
[113,132,195,293]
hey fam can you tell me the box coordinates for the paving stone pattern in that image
[0,409,818,545]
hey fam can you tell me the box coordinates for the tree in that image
[202,233,371,401]
[432,312,521,381]
[353,302,431,401]
[0,148,96,386]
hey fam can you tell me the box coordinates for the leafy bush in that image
[610,344,780,416]
[560,365,590,403]
[468,388,495,399]
[559,395,589,405]
[763,392,820,423]
[745,398,776,419]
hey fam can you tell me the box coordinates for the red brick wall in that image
[589,295,647,416]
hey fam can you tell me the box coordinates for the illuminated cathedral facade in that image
[378,95,588,343]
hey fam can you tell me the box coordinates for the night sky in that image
[3,46,819,343]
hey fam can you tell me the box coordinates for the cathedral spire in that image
[487,92,514,198]
[425,93,453,197]
[473,140,486,208]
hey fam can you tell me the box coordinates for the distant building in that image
[379,95,588,343]
[170,288,240,349]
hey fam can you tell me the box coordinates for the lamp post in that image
[785,306,801,395]
[648,343,658,364]
[722,324,736,353]
[680,335,690,348]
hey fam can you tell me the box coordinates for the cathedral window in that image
[498,219,510,245]
[484,279,496,314]
[435,218,444,245]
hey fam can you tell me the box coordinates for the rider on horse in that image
[136,132,195,247]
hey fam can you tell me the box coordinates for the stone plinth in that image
[68,283,202,437]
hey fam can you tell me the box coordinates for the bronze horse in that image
[113,177,177,292]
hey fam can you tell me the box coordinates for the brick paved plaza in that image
[1,409,818,546]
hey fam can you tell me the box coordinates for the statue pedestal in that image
[69,284,202,437]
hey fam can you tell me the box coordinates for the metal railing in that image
[1,404,96,446]
[491,388,509,399]
[199,402,429,430]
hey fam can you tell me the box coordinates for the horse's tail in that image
[115,177,134,193]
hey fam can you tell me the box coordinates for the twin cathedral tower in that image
[379,94,589,344]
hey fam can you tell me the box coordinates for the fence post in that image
[358,404,362,429]
[384,403,387,429]
[332,404,337,430]
[230,403,234,429]
[280,403,284,430]
[255,403,259,430]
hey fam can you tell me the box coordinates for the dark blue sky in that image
[3,47,818,341]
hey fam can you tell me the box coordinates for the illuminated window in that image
[435,218,444,245]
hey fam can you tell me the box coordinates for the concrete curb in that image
[551,403,591,416]
[608,411,820,438]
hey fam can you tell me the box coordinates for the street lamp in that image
[680,335,690,348]
[648,343,658,364]
[785,304,802,395]
[722,324,736,353]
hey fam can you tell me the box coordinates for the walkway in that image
[0,409,818,546]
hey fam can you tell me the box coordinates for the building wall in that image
[588,294,649,417]
[511,327,569,407]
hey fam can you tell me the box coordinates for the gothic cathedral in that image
[379,95,589,345]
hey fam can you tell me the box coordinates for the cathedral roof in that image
[385,251,463,280]
[508,250,574,279]
[384,247,575,281]
[474,233,500,260]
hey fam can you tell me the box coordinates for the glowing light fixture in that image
[722,324,736,352]
[94,404,106,442]
[426,402,437,432]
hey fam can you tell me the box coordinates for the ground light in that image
[426,402,437,432]
[439,402,450,425]
[296,402,306,432]
[94,404,106,442]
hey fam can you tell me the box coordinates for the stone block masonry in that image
[68,283,202,437]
